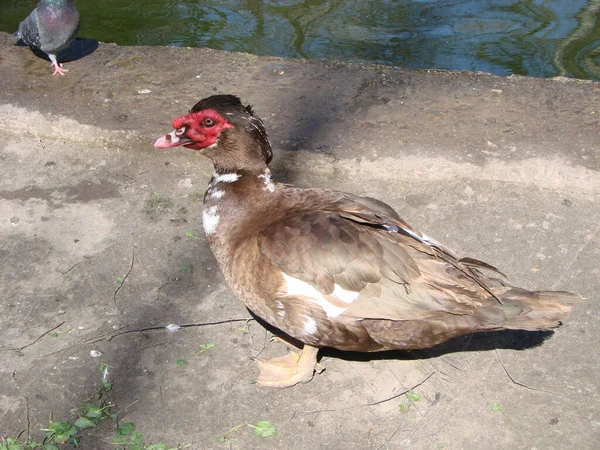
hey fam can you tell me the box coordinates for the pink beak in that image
[154,130,192,149]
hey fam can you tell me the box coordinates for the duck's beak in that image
[154,130,192,148]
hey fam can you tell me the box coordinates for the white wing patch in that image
[275,300,285,317]
[332,284,360,304]
[421,233,442,247]
[281,273,358,318]
[384,224,442,247]
[300,314,318,335]
[202,205,219,235]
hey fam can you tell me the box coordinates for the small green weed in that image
[0,363,185,450]
[111,421,187,450]
[250,421,276,437]
[40,418,79,447]
[184,231,204,241]
[405,390,421,402]
[196,343,215,355]
[217,420,276,441]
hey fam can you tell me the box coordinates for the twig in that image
[552,219,600,289]
[41,319,253,357]
[55,260,84,280]
[99,318,253,342]
[25,396,31,442]
[2,321,66,353]
[113,250,135,304]
[378,385,438,450]
[302,372,435,414]
[115,399,140,416]
[377,422,405,450]
[121,174,137,189]
[226,327,268,395]
[280,392,325,429]
[281,411,298,428]
[0,398,22,426]
[494,349,562,396]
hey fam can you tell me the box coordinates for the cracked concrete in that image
[0,33,599,449]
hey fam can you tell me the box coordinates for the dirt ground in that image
[0,33,599,450]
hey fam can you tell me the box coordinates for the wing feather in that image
[257,195,501,322]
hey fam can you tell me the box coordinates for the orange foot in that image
[256,345,320,388]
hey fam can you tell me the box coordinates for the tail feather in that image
[477,287,579,331]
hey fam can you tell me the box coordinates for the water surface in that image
[1,0,599,80]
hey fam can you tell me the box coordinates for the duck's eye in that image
[175,127,186,136]
[202,118,215,127]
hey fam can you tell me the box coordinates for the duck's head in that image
[154,94,273,171]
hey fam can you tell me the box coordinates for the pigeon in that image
[13,0,80,76]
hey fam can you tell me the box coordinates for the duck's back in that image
[218,184,576,352]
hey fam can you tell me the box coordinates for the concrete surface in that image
[0,32,599,449]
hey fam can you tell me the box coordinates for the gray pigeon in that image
[14,0,80,76]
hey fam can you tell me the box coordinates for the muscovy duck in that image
[154,95,577,388]
[13,0,80,76]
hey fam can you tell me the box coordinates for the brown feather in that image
[161,95,578,357]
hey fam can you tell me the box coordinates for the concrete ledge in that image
[0,33,598,449]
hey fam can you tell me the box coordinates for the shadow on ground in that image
[14,37,99,64]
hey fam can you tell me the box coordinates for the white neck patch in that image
[210,190,224,200]
[258,168,275,193]
[202,205,220,235]
[214,172,240,183]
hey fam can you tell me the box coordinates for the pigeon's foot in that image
[51,62,68,76]
[48,55,68,76]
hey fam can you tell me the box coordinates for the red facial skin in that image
[154,109,233,150]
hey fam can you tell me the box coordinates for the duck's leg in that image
[256,344,320,388]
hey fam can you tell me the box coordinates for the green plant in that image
[0,431,57,450]
[405,390,421,402]
[111,422,187,450]
[218,421,276,441]
[250,421,276,437]
[40,418,79,447]
[185,231,204,241]
[196,343,215,355]
[1,363,185,450]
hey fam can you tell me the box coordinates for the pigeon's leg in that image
[49,54,68,76]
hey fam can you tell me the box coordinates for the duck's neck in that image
[202,167,279,244]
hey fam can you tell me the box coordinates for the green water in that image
[1,0,600,80]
